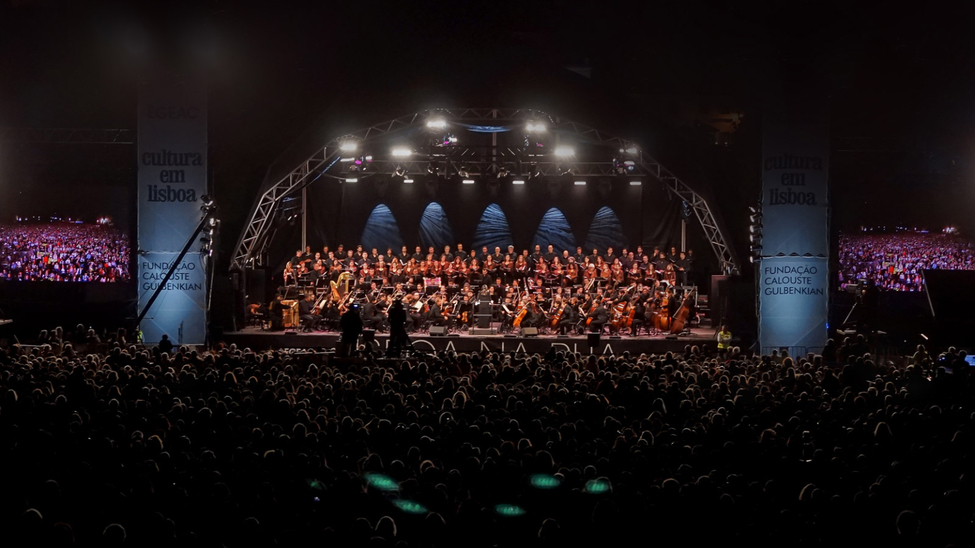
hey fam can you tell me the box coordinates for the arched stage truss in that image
[231,108,738,274]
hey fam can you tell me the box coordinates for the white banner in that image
[138,252,208,345]
[138,81,208,344]
[761,104,829,258]
[758,257,828,355]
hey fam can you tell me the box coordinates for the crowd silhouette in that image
[0,325,972,547]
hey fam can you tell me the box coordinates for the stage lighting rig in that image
[497,167,509,179]
[457,165,470,178]
[554,146,575,158]
[557,164,572,176]
[426,118,447,129]
[748,204,763,262]
[526,120,546,133]
[340,141,358,152]
[391,147,412,157]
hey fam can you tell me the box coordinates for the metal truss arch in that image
[231,108,738,274]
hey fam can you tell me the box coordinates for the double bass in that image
[670,288,697,334]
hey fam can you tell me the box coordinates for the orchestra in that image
[270,243,696,336]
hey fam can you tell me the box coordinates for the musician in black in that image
[290,250,304,269]
[587,300,609,333]
[629,298,646,337]
[407,299,426,332]
[268,294,285,331]
[426,296,445,327]
[557,297,579,335]
[298,293,321,332]
[361,297,385,331]
[457,293,475,329]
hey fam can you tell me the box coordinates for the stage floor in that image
[223,326,716,355]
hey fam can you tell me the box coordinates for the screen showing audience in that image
[838,229,975,291]
[0,218,131,282]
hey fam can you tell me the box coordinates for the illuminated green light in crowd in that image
[364,472,399,492]
[530,474,561,489]
[393,499,428,515]
[306,479,324,490]
[494,504,526,517]
[584,479,611,494]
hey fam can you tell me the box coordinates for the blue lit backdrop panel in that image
[532,208,576,252]
[584,206,628,251]
[472,203,513,252]
[361,204,405,252]
[418,202,455,251]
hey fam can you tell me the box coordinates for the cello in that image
[670,288,697,334]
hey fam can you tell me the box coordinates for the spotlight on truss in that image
[526,121,546,132]
[426,118,447,129]
[340,141,358,152]
[391,147,412,157]
[554,146,575,158]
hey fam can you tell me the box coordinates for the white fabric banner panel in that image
[758,257,828,355]
[761,104,829,258]
[138,82,208,251]
[138,81,208,345]
[138,252,207,345]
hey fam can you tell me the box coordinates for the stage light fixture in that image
[526,121,546,132]
[462,179,475,185]
[340,141,358,152]
[394,165,406,177]
[749,223,762,234]
[749,233,761,244]
[574,180,586,186]
[554,146,575,157]
[557,164,572,176]
[512,179,525,185]
[630,180,642,186]
[618,146,639,155]
[457,166,470,178]
[426,118,447,129]
[345,178,358,183]
[427,160,439,174]
[403,178,414,184]
[391,147,412,157]
[340,157,355,163]
[497,167,509,179]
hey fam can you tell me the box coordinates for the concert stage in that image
[223,326,716,355]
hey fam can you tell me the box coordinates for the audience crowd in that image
[0,223,130,282]
[1,324,973,547]
[838,233,975,291]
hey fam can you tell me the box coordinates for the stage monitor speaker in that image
[471,328,493,336]
[587,333,600,347]
[521,327,538,337]
[361,329,375,343]
[429,326,448,336]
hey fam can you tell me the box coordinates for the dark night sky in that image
[2,1,974,251]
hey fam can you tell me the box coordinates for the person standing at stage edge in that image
[339,305,363,357]
[717,324,732,354]
[387,299,410,356]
